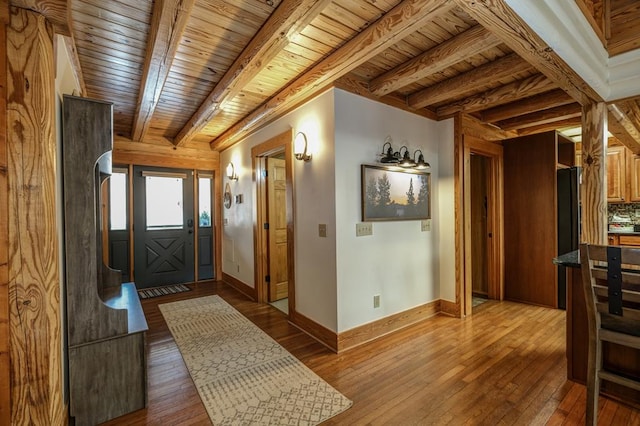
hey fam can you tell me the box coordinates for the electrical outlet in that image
[421,219,431,232]
[373,294,381,308]
[319,224,327,238]
[356,222,373,237]
[237,264,240,272]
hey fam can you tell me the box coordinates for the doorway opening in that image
[463,136,504,316]
[252,130,296,317]
[470,153,490,310]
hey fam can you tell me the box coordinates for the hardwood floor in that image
[101,281,640,425]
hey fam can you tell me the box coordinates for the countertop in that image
[553,250,580,268]
[608,231,640,235]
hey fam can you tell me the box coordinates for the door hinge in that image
[264,222,269,230]
[265,275,270,283]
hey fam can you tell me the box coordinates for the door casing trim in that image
[463,137,504,316]
[252,130,295,316]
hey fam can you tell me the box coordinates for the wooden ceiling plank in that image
[11,0,70,35]
[496,103,582,131]
[573,0,606,46]
[369,25,501,96]
[480,88,574,123]
[608,102,640,154]
[211,0,457,150]
[173,0,333,147]
[454,0,602,104]
[437,73,557,118]
[408,52,532,109]
[131,0,196,142]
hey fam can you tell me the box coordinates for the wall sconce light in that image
[413,150,431,170]
[294,132,312,162]
[226,162,238,180]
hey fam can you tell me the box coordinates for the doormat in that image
[138,284,191,299]
[159,295,352,425]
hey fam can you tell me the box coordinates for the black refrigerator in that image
[557,167,581,309]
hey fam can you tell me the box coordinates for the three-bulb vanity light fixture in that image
[379,136,430,169]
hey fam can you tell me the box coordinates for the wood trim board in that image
[337,300,441,352]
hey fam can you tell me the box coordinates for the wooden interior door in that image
[470,154,489,297]
[267,157,288,301]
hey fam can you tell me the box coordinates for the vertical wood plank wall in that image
[0,3,10,424]
[6,7,65,424]
[581,102,608,245]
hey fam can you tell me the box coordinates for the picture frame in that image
[361,164,431,221]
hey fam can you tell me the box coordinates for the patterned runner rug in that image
[138,284,191,299]
[159,295,352,425]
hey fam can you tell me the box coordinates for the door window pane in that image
[146,176,183,229]
[199,177,212,227]
[109,172,127,230]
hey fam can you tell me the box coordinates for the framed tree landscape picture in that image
[361,164,431,221]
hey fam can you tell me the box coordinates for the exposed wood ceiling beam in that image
[408,53,532,109]
[436,73,557,118]
[454,0,602,105]
[11,0,70,35]
[335,74,437,120]
[131,0,196,142]
[174,0,333,147]
[211,0,456,151]
[461,113,518,141]
[608,102,640,154]
[369,25,501,97]
[480,89,574,123]
[496,103,582,131]
[516,117,583,137]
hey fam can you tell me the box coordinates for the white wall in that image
[220,89,338,330]
[436,119,456,302]
[221,88,456,333]
[333,89,453,332]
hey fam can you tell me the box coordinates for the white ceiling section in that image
[507,0,640,102]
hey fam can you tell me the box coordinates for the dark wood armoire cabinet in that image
[62,95,147,425]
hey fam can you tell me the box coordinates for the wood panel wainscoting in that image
[102,281,640,425]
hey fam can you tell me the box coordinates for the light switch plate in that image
[421,219,431,232]
[356,222,373,237]
[319,224,327,237]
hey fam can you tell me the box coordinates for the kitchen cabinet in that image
[607,146,627,202]
[619,235,640,246]
[628,154,640,202]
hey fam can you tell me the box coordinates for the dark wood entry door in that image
[133,166,195,288]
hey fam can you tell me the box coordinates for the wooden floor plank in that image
[98,281,640,425]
